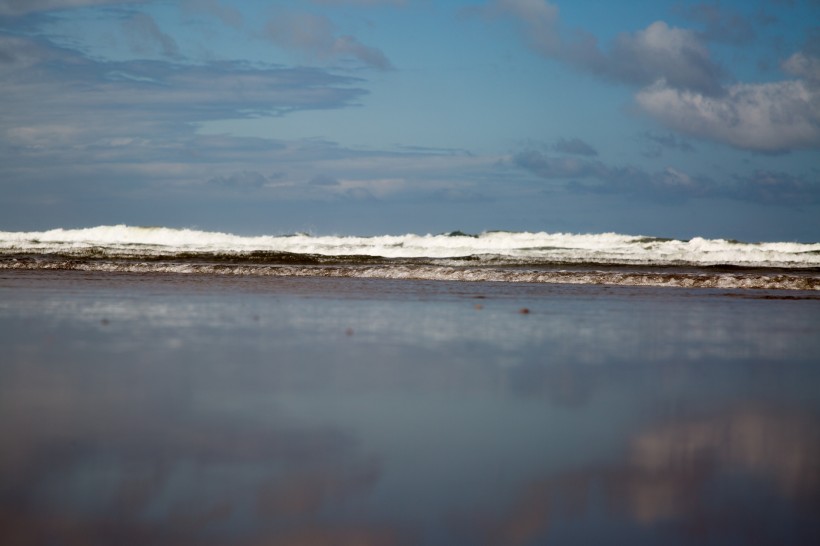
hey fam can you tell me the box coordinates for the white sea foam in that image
[1,225,819,268]
[2,259,818,290]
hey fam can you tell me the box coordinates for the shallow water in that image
[1,270,819,545]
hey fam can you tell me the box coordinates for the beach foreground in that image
[1,270,819,545]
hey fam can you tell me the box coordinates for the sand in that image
[1,270,819,545]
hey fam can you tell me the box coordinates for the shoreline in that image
[3,264,819,293]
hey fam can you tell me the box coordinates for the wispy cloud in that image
[0,34,498,208]
[309,173,340,186]
[514,148,820,204]
[263,10,393,70]
[181,0,242,29]
[123,12,181,59]
[517,155,703,202]
[310,0,406,5]
[674,2,757,45]
[553,137,598,156]
[0,0,145,16]
[0,34,380,202]
[639,132,695,158]
[732,169,820,204]
[641,132,695,153]
[0,35,54,66]
[207,170,269,191]
[1,41,368,133]
[514,149,608,180]
[783,50,820,82]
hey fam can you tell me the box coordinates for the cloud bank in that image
[486,1,725,94]
[514,148,820,204]
[485,0,820,153]
[636,78,820,153]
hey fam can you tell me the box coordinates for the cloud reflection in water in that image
[1,274,819,544]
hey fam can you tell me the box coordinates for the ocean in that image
[1,225,819,545]
[2,225,819,290]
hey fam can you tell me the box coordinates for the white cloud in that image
[607,21,723,95]
[636,79,820,153]
[485,1,723,94]
[484,1,820,152]
[782,52,820,83]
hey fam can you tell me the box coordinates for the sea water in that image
[2,225,819,290]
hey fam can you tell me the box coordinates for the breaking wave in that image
[2,225,818,291]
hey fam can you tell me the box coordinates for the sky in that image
[1,0,819,241]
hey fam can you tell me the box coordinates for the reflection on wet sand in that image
[2,272,819,544]
[467,405,820,545]
[629,407,820,506]
[8,357,815,545]
[0,359,398,545]
[256,460,381,519]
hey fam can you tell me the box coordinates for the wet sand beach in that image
[1,270,819,545]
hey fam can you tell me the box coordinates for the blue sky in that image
[1,0,819,240]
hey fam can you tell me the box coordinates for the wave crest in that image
[2,225,819,269]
